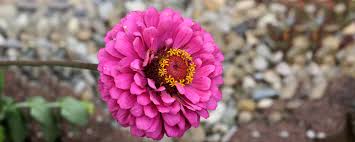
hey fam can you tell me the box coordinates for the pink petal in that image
[196,65,215,77]
[114,73,133,90]
[157,105,170,113]
[117,92,136,109]
[131,126,145,137]
[146,116,162,133]
[161,91,175,104]
[144,104,158,118]
[130,59,142,71]
[137,93,150,105]
[115,108,130,125]
[191,77,211,90]
[164,124,181,137]
[143,27,158,52]
[147,78,157,89]
[130,82,145,95]
[183,86,200,103]
[202,42,215,53]
[197,109,209,119]
[182,108,200,127]
[199,90,212,102]
[114,32,137,57]
[170,101,181,114]
[130,103,143,117]
[146,122,164,140]
[136,116,153,130]
[109,87,123,99]
[162,113,181,126]
[176,83,185,94]
[133,37,146,59]
[149,91,161,105]
[117,57,135,69]
[144,7,159,27]
[207,98,217,110]
[134,73,147,88]
[173,26,193,48]
[184,36,203,55]
[105,40,124,58]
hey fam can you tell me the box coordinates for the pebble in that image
[268,111,282,123]
[221,126,237,142]
[238,111,253,123]
[253,88,278,100]
[276,62,292,76]
[279,131,289,138]
[242,76,256,90]
[251,130,261,138]
[306,130,316,139]
[263,70,281,89]
[77,29,92,41]
[342,23,355,35]
[238,99,256,112]
[256,44,272,59]
[206,134,221,142]
[125,1,146,11]
[253,56,268,71]
[0,4,16,18]
[309,77,327,100]
[179,127,206,142]
[317,132,326,139]
[257,98,273,109]
[286,100,303,110]
[205,102,225,124]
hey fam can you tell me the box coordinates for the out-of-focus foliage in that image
[0,93,93,142]
[60,97,90,126]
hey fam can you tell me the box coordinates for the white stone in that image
[270,3,287,13]
[317,132,326,139]
[279,131,289,138]
[0,4,16,18]
[256,44,272,59]
[257,98,273,109]
[253,56,268,71]
[251,130,260,138]
[234,1,255,11]
[306,130,316,139]
[342,23,355,35]
[238,111,253,123]
[334,3,346,14]
[242,76,256,89]
[276,62,292,76]
[125,1,146,11]
[204,102,225,124]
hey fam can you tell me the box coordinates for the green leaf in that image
[81,100,95,115]
[28,97,58,142]
[60,97,89,126]
[0,96,13,121]
[0,125,5,142]
[5,105,26,142]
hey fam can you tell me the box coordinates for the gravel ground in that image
[0,0,355,142]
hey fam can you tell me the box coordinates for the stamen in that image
[158,49,195,87]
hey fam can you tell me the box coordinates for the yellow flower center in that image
[158,49,195,87]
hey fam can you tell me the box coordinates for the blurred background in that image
[0,0,354,142]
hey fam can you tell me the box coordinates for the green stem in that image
[0,60,98,71]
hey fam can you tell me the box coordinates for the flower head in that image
[98,7,224,140]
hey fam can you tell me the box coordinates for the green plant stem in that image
[0,60,98,71]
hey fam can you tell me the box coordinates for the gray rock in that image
[253,88,279,100]
[0,4,17,18]
[238,111,253,123]
[253,56,268,71]
[276,62,292,76]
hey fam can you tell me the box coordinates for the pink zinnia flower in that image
[97,7,223,140]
